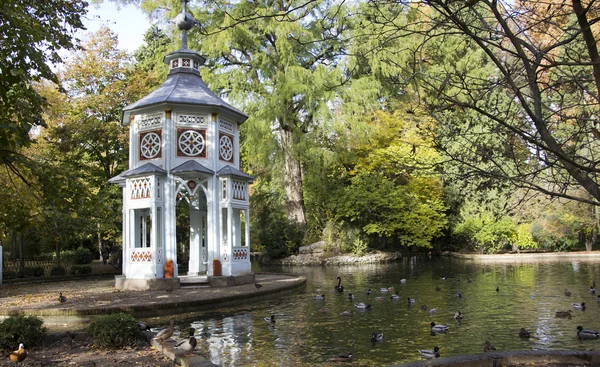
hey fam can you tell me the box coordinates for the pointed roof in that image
[217,165,254,182]
[171,160,214,175]
[121,1,247,124]
[122,68,247,122]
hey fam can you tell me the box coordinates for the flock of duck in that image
[291,276,600,362]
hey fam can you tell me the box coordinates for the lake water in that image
[161,256,600,366]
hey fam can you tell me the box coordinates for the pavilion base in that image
[208,273,255,287]
[115,275,181,291]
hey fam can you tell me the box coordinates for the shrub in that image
[0,316,46,352]
[88,313,145,349]
[259,216,304,259]
[1,270,17,280]
[55,247,94,265]
[50,266,67,276]
[24,266,45,277]
[71,265,92,275]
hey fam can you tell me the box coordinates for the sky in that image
[82,2,150,53]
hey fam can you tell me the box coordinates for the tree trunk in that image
[279,127,306,228]
[18,234,24,274]
[10,231,17,261]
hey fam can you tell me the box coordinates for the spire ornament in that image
[174,0,197,50]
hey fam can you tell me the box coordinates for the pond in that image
[154,256,600,366]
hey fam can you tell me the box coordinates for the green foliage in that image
[515,223,538,250]
[258,215,305,259]
[0,316,46,352]
[71,265,92,275]
[531,213,584,252]
[87,313,145,349]
[55,247,94,265]
[0,1,85,166]
[21,266,45,278]
[453,213,517,254]
[2,270,18,280]
[50,265,67,276]
[350,238,369,256]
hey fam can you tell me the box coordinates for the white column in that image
[207,176,218,276]
[245,208,250,247]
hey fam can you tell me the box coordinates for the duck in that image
[577,326,600,339]
[8,343,27,364]
[59,292,67,303]
[375,296,384,301]
[407,297,416,305]
[174,328,197,356]
[391,291,401,300]
[555,310,572,318]
[335,277,344,293]
[428,308,437,315]
[314,294,326,301]
[366,289,372,296]
[400,279,407,283]
[330,353,353,362]
[418,346,440,358]
[355,302,371,309]
[454,311,463,320]
[370,332,384,342]
[264,315,275,324]
[379,287,390,292]
[597,295,600,302]
[347,293,355,300]
[572,302,586,310]
[442,277,447,280]
[589,286,596,294]
[430,322,449,333]
[153,320,174,342]
[420,304,428,311]
[564,289,571,296]
[435,285,441,292]
[519,328,531,338]
[456,292,463,298]
[496,287,500,292]
[340,310,353,317]
[483,340,496,352]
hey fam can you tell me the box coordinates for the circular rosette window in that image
[140,132,161,159]
[178,130,205,156]
[219,135,233,162]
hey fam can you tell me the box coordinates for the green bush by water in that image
[88,313,145,348]
[0,316,46,352]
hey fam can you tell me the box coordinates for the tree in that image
[335,108,447,249]
[0,1,86,168]
[35,27,131,261]
[363,0,600,205]
[133,0,352,229]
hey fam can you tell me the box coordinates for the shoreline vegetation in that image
[259,241,600,265]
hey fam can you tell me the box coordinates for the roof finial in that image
[175,0,196,50]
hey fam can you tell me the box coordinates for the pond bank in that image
[261,246,600,266]
[450,250,600,263]
[0,273,306,328]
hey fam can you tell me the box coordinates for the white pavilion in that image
[110,2,253,290]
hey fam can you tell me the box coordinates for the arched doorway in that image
[175,177,209,276]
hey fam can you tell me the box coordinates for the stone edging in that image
[388,349,600,367]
